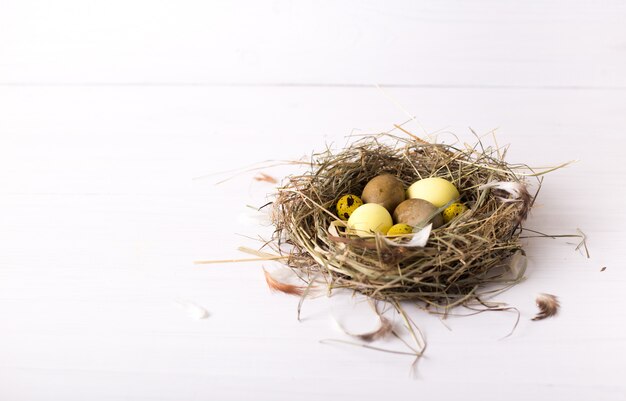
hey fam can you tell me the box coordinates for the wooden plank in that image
[1,0,625,87]
[0,85,624,400]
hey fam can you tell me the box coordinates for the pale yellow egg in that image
[406,177,460,208]
[347,203,393,238]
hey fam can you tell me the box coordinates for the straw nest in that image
[270,133,537,309]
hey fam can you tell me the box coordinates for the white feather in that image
[382,224,432,248]
[175,299,209,320]
[508,251,527,280]
[327,219,347,237]
[478,181,526,200]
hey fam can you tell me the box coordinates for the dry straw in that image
[198,130,575,366]
[269,132,551,310]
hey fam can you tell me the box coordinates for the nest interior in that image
[271,134,534,308]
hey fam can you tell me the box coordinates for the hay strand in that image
[270,133,539,307]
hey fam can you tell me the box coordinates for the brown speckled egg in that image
[361,174,405,213]
[393,199,443,228]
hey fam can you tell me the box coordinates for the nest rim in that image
[270,133,537,307]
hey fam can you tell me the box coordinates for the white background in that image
[1,1,626,400]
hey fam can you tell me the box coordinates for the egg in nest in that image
[336,194,363,220]
[443,202,469,223]
[387,223,413,236]
[407,177,459,208]
[347,203,393,237]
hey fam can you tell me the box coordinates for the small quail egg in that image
[442,202,468,223]
[386,223,413,236]
[336,194,363,220]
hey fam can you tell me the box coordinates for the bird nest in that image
[270,133,540,309]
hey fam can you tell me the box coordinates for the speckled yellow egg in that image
[386,223,413,236]
[336,194,363,220]
[406,177,460,208]
[442,202,468,223]
[347,203,393,237]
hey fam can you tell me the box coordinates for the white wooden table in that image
[1,1,625,400]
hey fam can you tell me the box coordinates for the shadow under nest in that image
[270,134,535,309]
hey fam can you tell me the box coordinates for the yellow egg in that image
[347,203,393,238]
[406,177,460,208]
[386,223,413,236]
[336,194,363,220]
[442,202,469,223]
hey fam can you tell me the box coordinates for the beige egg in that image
[361,174,405,213]
[393,199,443,228]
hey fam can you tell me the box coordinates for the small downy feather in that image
[478,181,531,221]
[532,293,560,321]
[253,173,278,184]
[508,251,527,280]
[175,299,209,320]
[335,315,393,342]
[263,268,305,296]
[478,181,526,199]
